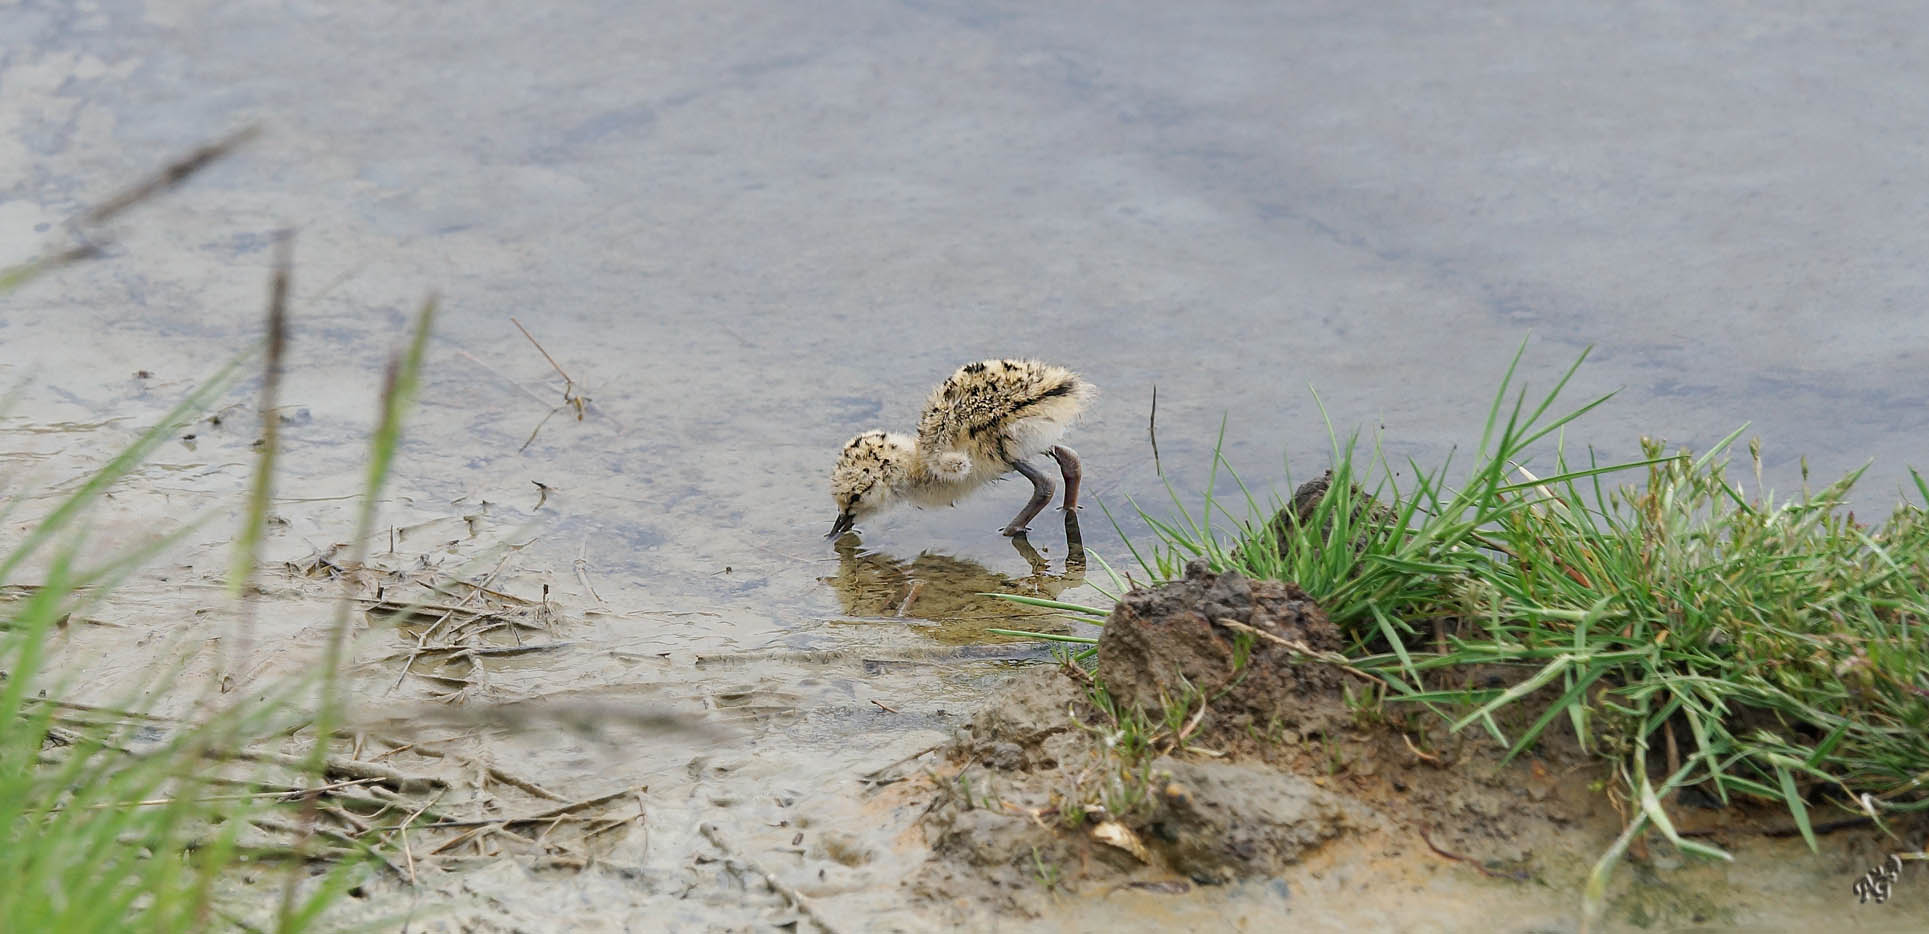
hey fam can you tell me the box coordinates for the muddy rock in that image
[1096,559,1345,732]
[1146,756,1358,884]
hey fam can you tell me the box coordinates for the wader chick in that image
[828,359,1096,539]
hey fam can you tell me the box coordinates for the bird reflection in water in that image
[822,512,1088,644]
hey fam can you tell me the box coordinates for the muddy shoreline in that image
[11,467,1926,930]
[883,556,1929,930]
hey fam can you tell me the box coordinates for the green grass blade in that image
[984,629,1099,645]
[983,593,1110,619]
[1449,653,1573,734]
[1774,765,1818,851]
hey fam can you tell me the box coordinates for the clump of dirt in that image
[912,670,1137,917]
[963,664,1087,773]
[912,657,1374,912]
[1095,556,1349,741]
[1138,755,1357,884]
[912,562,1608,912]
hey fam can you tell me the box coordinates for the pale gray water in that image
[11,0,1929,611]
[5,1,1928,929]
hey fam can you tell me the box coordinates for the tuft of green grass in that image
[1005,341,1929,923]
[0,356,366,933]
[1,132,426,933]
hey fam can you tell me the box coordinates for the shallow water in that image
[7,0,1929,929]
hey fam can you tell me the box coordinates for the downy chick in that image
[828,359,1096,538]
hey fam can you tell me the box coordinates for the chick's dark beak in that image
[827,512,856,540]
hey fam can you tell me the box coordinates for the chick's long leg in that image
[1063,509,1086,575]
[1002,459,1056,537]
[1050,445,1083,511]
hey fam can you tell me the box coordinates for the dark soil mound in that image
[1096,557,1347,738]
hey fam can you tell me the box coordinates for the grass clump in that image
[0,387,376,932]
[1016,343,1929,918]
[1,133,429,932]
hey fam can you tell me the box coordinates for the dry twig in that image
[1214,618,1377,682]
[699,823,841,933]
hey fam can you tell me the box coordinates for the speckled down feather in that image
[915,359,1096,472]
[828,359,1096,531]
